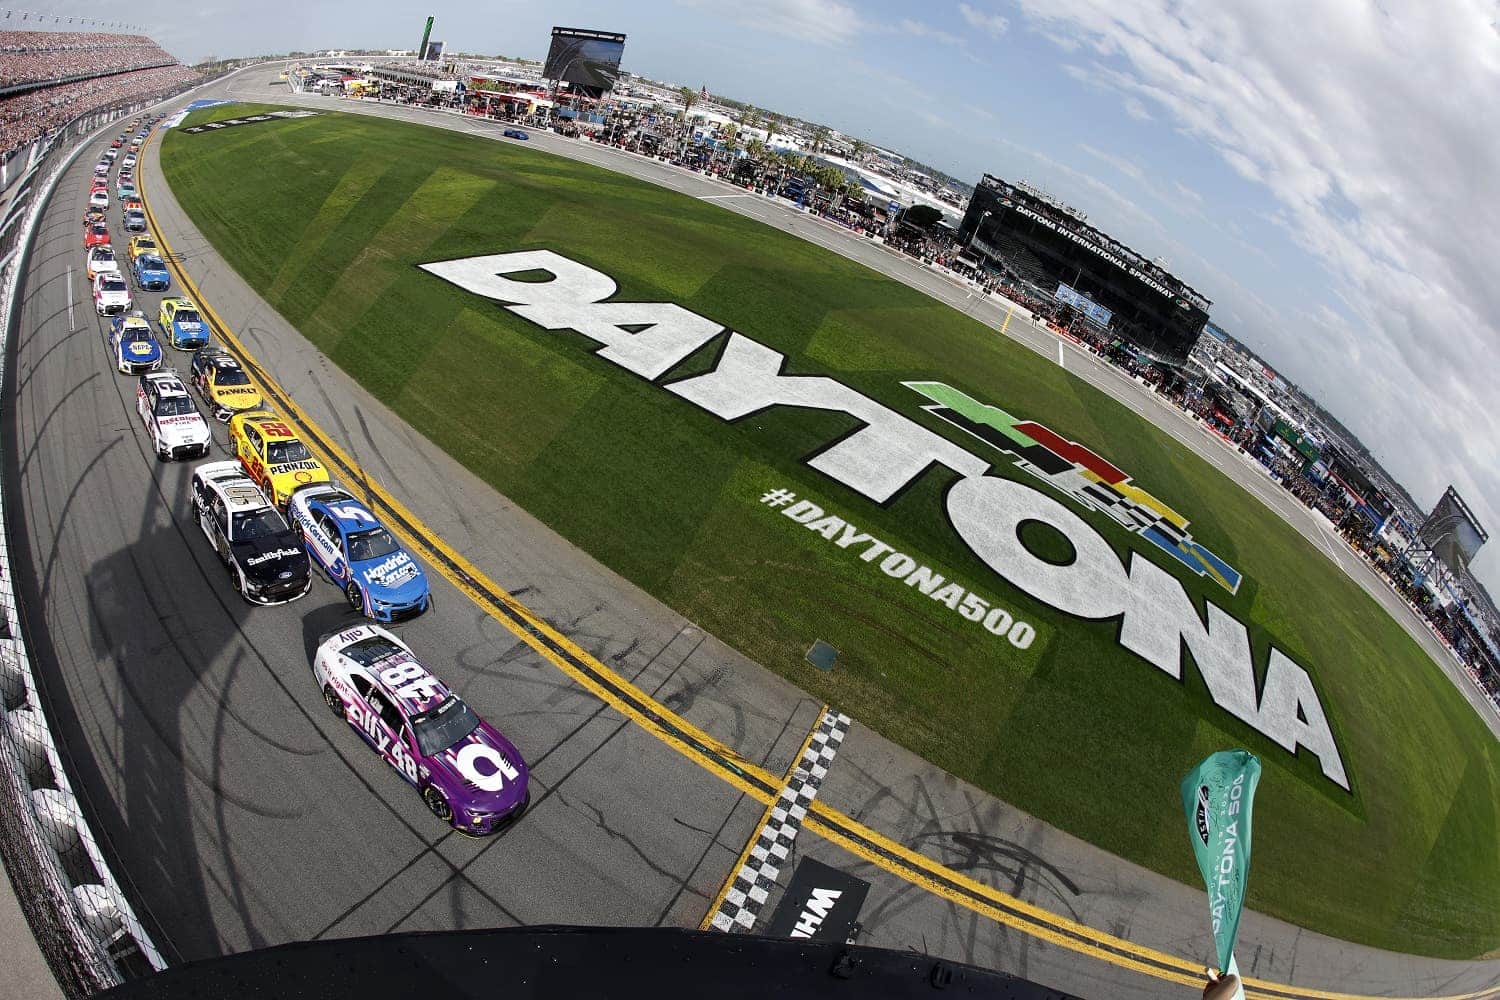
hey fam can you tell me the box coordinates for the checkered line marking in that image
[709,709,852,933]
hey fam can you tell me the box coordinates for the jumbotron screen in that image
[543,27,626,93]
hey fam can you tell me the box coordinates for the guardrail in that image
[0,94,174,996]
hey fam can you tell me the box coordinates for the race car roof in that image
[243,414,298,440]
[197,462,272,511]
[143,373,189,395]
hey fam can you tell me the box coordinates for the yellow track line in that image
[134,121,1500,1000]
[698,703,830,931]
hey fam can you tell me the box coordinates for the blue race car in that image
[116,179,137,201]
[503,128,529,140]
[133,253,170,292]
[288,485,431,622]
[157,296,208,349]
[108,312,163,375]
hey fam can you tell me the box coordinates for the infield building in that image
[958,174,1212,363]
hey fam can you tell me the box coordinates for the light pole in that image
[964,210,991,281]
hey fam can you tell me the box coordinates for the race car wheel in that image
[423,786,453,823]
[322,685,343,719]
[156,445,169,463]
[345,582,364,614]
[232,566,246,595]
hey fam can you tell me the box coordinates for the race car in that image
[123,209,147,234]
[93,161,109,177]
[312,625,529,835]
[84,222,111,249]
[191,461,312,604]
[128,234,159,261]
[503,128,529,140]
[135,371,211,462]
[110,137,123,149]
[123,196,143,213]
[122,152,137,168]
[108,312,163,375]
[132,253,171,292]
[90,177,108,193]
[289,485,431,622]
[88,189,108,209]
[116,179,136,201]
[158,297,207,349]
[227,411,331,510]
[85,245,119,281]
[189,346,262,420]
[103,147,118,162]
[92,272,132,316]
[84,207,105,226]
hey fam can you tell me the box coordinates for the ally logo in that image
[906,381,1242,594]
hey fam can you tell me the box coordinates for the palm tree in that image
[849,138,867,163]
[764,114,781,149]
[679,85,699,119]
[810,126,830,155]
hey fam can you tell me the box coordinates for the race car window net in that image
[411,697,480,758]
[266,440,313,465]
[215,367,249,386]
[346,528,399,564]
[232,508,287,541]
[101,276,126,291]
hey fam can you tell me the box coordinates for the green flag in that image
[1181,750,1261,976]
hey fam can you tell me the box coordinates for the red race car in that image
[110,138,123,148]
[84,222,110,249]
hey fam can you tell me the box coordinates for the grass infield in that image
[160,104,1500,957]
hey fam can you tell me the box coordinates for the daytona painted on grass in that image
[159,103,1500,958]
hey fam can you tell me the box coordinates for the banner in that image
[764,858,869,941]
[1181,750,1260,982]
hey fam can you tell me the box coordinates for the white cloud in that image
[899,18,965,47]
[959,2,1010,38]
[678,0,864,45]
[1010,0,1500,593]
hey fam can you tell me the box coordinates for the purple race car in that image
[312,625,529,834]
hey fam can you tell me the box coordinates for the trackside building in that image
[958,174,1212,363]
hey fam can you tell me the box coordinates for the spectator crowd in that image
[1,31,176,89]
[0,32,197,161]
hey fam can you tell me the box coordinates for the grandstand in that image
[0,31,198,167]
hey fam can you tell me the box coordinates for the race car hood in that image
[97,288,130,304]
[354,550,427,599]
[231,532,310,586]
[423,723,529,816]
[121,339,159,362]
[171,316,205,336]
[210,383,262,409]
[156,413,211,446]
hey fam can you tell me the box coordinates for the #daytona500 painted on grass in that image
[313,625,528,834]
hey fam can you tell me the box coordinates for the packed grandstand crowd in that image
[0,31,197,161]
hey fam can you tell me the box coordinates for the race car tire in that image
[322,685,343,720]
[232,566,246,595]
[423,786,453,823]
[345,582,363,614]
[156,444,169,463]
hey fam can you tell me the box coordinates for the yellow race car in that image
[190,346,264,420]
[227,411,330,510]
[129,234,159,262]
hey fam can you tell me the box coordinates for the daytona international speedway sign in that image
[420,250,1349,790]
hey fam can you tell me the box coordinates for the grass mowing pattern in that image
[161,105,1500,957]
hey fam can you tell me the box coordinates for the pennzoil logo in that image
[905,382,1242,594]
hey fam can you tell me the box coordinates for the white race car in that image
[92,271,132,316]
[85,245,119,281]
[135,371,211,462]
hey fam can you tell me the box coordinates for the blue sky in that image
[22,0,1500,593]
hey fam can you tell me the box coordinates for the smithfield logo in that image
[418,249,1349,791]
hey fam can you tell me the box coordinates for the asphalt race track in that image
[5,65,1499,1000]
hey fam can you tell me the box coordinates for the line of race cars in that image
[78,116,529,836]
